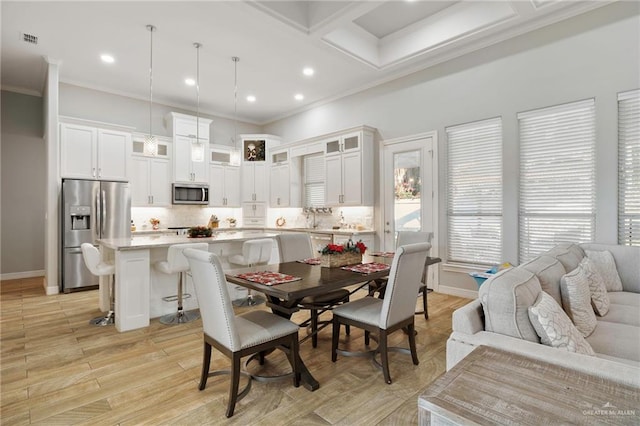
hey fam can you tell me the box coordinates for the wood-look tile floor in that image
[0,277,470,425]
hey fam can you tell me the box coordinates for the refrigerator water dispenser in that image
[70,205,91,230]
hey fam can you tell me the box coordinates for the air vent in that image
[21,33,38,45]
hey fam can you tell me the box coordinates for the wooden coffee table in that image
[418,345,639,425]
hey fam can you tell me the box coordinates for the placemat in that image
[296,257,321,265]
[369,251,395,258]
[234,271,302,285]
[341,262,391,274]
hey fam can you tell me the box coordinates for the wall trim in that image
[436,285,477,300]
[1,270,45,281]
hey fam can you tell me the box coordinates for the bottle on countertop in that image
[339,212,346,228]
[208,215,219,229]
[131,220,136,232]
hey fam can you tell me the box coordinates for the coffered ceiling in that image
[1,1,614,124]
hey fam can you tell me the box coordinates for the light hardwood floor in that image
[1,277,470,425]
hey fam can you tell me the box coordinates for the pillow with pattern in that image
[585,249,623,292]
[560,266,597,337]
[528,291,595,355]
[578,256,609,316]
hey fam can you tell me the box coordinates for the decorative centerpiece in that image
[188,226,212,238]
[226,217,237,228]
[319,239,367,268]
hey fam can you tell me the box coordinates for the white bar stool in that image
[81,243,116,326]
[229,238,273,307]
[154,243,209,325]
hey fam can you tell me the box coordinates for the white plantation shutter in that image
[304,153,325,207]
[618,89,640,246]
[447,117,503,265]
[519,99,595,262]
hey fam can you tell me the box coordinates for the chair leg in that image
[380,330,392,384]
[199,341,212,390]
[226,353,241,418]
[364,330,370,346]
[331,318,340,362]
[408,322,419,365]
[344,296,350,335]
[311,308,318,348]
[422,286,429,320]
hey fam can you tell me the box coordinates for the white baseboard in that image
[436,285,478,300]
[1,270,45,281]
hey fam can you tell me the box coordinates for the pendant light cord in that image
[194,43,201,142]
[147,25,155,139]
[232,56,239,150]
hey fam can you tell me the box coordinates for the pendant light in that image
[229,56,242,166]
[143,24,158,156]
[191,42,205,162]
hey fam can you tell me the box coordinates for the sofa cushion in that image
[579,257,609,316]
[519,255,565,308]
[608,291,640,307]
[479,267,541,342]
[584,249,624,292]
[586,321,640,362]
[581,244,640,293]
[528,291,595,355]
[597,304,640,327]
[544,243,585,272]
[560,266,597,337]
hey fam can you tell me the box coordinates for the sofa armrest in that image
[452,299,484,335]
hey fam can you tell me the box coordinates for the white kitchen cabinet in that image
[324,128,374,206]
[269,163,290,207]
[60,122,131,181]
[167,112,212,184]
[333,234,375,253]
[130,157,171,207]
[242,202,266,227]
[209,164,240,207]
[241,162,267,202]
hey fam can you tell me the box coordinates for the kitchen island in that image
[97,231,279,332]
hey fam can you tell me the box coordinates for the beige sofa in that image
[446,243,640,387]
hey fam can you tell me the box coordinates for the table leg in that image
[265,295,320,391]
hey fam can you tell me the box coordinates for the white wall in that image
[264,3,640,294]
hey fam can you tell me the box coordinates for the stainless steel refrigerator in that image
[61,179,131,292]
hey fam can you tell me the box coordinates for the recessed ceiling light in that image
[294,93,304,101]
[100,54,115,64]
[246,95,256,103]
[303,67,314,76]
[185,78,196,86]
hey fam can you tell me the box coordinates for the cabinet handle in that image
[252,193,256,201]
[92,167,96,177]
[253,204,256,211]
[151,195,154,204]
[98,168,102,178]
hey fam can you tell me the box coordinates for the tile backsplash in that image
[131,205,373,231]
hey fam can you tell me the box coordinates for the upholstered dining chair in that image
[183,248,300,418]
[331,242,430,384]
[370,231,433,319]
[275,232,350,348]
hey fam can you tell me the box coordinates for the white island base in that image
[97,232,279,332]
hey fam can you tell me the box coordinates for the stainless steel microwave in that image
[172,183,209,205]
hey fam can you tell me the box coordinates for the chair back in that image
[379,242,431,329]
[276,233,314,262]
[81,243,114,276]
[184,249,242,351]
[396,231,433,248]
[165,243,209,273]
[242,238,273,265]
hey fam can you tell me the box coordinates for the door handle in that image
[385,230,391,234]
[101,190,106,235]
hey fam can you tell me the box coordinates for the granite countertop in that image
[99,231,280,251]
[132,227,375,237]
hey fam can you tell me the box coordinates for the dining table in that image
[226,259,392,391]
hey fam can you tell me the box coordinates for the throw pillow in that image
[578,257,610,316]
[528,292,596,356]
[585,249,623,292]
[560,266,597,337]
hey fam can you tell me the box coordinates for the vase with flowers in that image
[149,217,160,230]
[319,239,367,268]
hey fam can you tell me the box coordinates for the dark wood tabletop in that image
[226,261,391,302]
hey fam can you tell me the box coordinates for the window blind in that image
[618,89,640,246]
[304,153,325,207]
[518,99,595,262]
[446,117,503,265]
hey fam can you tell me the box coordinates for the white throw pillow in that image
[560,266,597,337]
[579,257,610,316]
[585,249,623,292]
[528,292,595,356]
